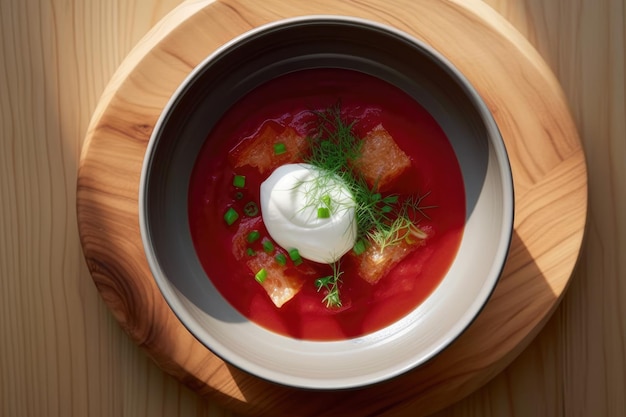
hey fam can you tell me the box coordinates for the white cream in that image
[260,163,357,264]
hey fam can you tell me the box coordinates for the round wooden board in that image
[76,0,587,416]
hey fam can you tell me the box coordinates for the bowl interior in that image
[140,16,513,389]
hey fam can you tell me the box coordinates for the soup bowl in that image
[139,16,514,389]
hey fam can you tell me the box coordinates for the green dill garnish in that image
[307,104,362,172]
[299,103,435,308]
[305,105,432,249]
[366,193,434,251]
[315,261,344,308]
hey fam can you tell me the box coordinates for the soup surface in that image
[188,68,465,340]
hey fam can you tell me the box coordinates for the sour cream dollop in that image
[260,163,357,264]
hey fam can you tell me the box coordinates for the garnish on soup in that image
[188,68,465,340]
[225,104,434,308]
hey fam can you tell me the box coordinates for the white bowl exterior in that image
[140,16,514,389]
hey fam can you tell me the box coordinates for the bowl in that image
[139,15,514,389]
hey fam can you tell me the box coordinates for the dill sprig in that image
[303,104,434,308]
[305,105,432,247]
[307,103,362,171]
[367,193,435,251]
[314,260,343,308]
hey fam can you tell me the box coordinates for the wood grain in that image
[75,0,587,416]
[1,0,623,416]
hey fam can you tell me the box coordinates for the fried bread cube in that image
[246,252,305,308]
[352,225,428,284]
[354,241,417,285]
[354,124,411,191]
[231,217,308,308]
[230,123,308,174]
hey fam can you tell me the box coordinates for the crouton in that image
[352,224,428,284]
[246,252,305,308]
[230,123,308,174]
[353,124,411,191]
[231,217,307,308]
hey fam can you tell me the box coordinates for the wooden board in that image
[76,0,587,415]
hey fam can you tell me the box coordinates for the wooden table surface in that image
[0,0,623,416]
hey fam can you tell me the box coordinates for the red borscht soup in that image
[188,68,465,340]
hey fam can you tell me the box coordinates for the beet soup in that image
[188,68,465,340]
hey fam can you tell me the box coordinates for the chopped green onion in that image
[244,201,259,217]
[246,247,256,256]
[275,253,287,266]
[235,191,244,200]
[317,207,331,219]
[273,142,287,155]
[321,194,332,208]
[233,174,246,188]
[247,230,260,243]
[255,268,267,283]
[288,248,302,265]
[223,207,239,226]
[353,239,366,255]
[262,239,274,253]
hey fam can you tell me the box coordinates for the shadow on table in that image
[220,230,562,417]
